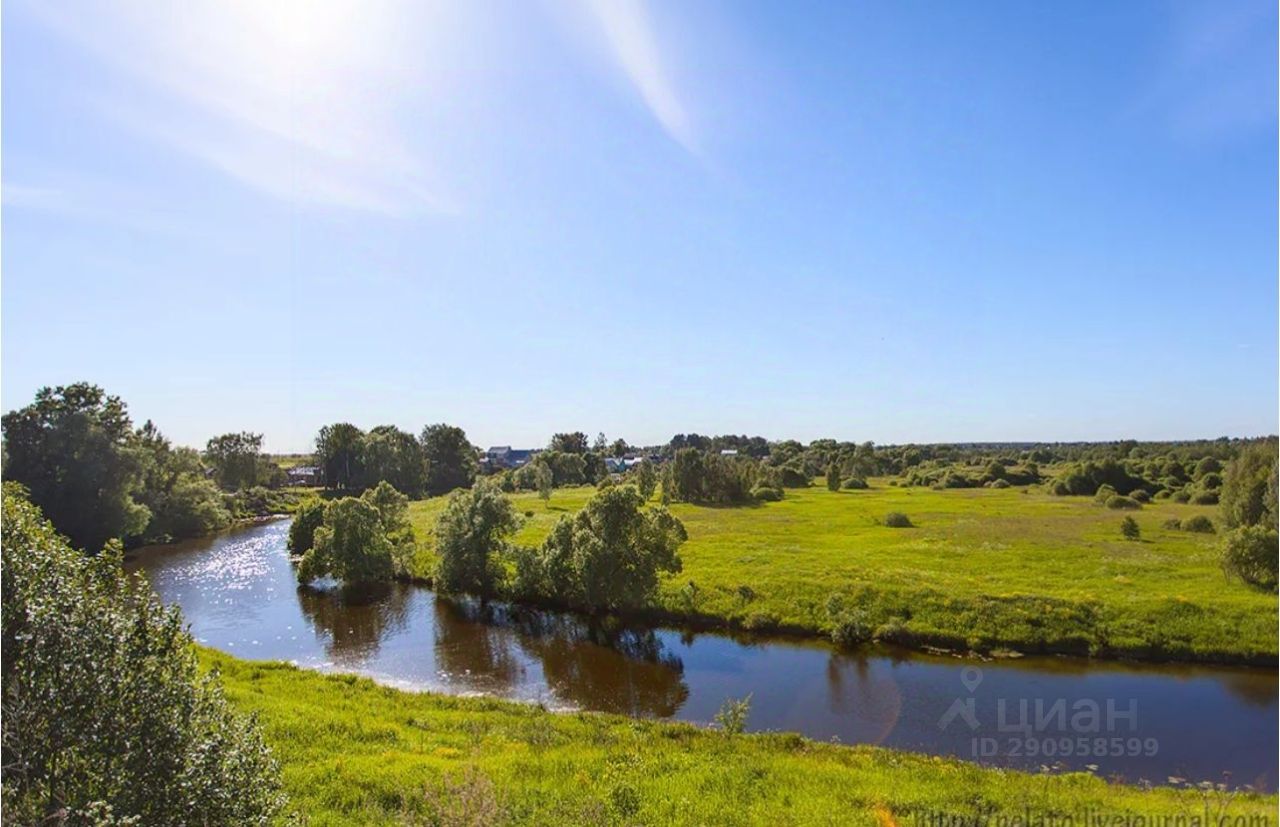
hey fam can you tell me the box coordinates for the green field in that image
[406,481,1277,663]
[206,649,1274,826]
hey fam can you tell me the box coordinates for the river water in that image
[127,518,1277,789]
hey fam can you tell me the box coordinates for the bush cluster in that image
[1,484,285,824]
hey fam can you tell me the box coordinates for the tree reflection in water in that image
[435,597,690,717]
[432,598,527,694]
[296,581,410,664]
[825,651,902,744]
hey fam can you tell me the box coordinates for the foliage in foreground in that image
[204,649,1276,827]
[1,484,284,825]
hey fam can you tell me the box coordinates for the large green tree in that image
[362,425,426,496]
[315,422,365,491]
[1220,441,1278,529]
[515,485,686,611]
[1,383,150,552]
[1,484,285,824]
[297,497,395,585]
[136,421,231,542]
[204,431,265,491]
[548,431,589,454]
[421,423,477,496]
[434,479,520,595]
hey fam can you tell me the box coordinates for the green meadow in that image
[406,481,1277,663]
[206,649,1275,826]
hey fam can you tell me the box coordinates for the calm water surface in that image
[127,519,1278,789]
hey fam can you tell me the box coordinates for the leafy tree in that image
[535,460,554,502]
[582,450,607,484]
[362,425,426,496]
[1120,516,1140,541]
[1221,525,1279,590]
[434,480,519,595]
[548,431,589,454]
[361,480,416,574]
[421,423,477,496]
[826,463,841,492]
[634,460,657,500]
[297,497,394,585]
[204,431,265,491]
[1220,441,1278,529]
[538,450,587,486]
[2,383,150,552]
[287,499,326,556]
[609,438,631,458]
[1,484,285,824]
[135,421,231,543]
[669,448,705,502]
[592,432,608,453]
[514,485,685,611]
[315,422,365,491]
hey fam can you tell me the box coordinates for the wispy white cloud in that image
[3,177,196,235]
[21,0,459,215]
[571,0,698,154]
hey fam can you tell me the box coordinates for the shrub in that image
[777,463,811,488]
[751,484,783,502]
[1120,516,1140,541]
[1105,495,1141,511]
[1,484,285,824]
[714,695,752,736]
[1153,490,1172,501]
[1162,518,1182,530]
[988,478,1011,489]
[841,477,869,490]
[831,611,871,647]
[873,618,910,644]
[1051,481,1071,496]
[1093,483,1118,504]
[1220,526,1279,590]
[884,511,913,528]
[1129,489,1151,503]
[1183,515,1215,534]
[1191,490,1219,506]
[1172,490,1191,503]
[825,463,841,492]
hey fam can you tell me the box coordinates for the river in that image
[126,518,1277,790]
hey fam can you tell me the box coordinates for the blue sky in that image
[3,0,1276,452]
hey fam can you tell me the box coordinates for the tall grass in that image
[205,649,1275,826]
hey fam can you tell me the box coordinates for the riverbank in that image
[405,483,1278,665]
[203,648,1275,826]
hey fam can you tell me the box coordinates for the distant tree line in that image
[313,422,476,497]
[1,383,299,552]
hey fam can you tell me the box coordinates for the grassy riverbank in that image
[406,482,1277,663]
[205,649,1274,826]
